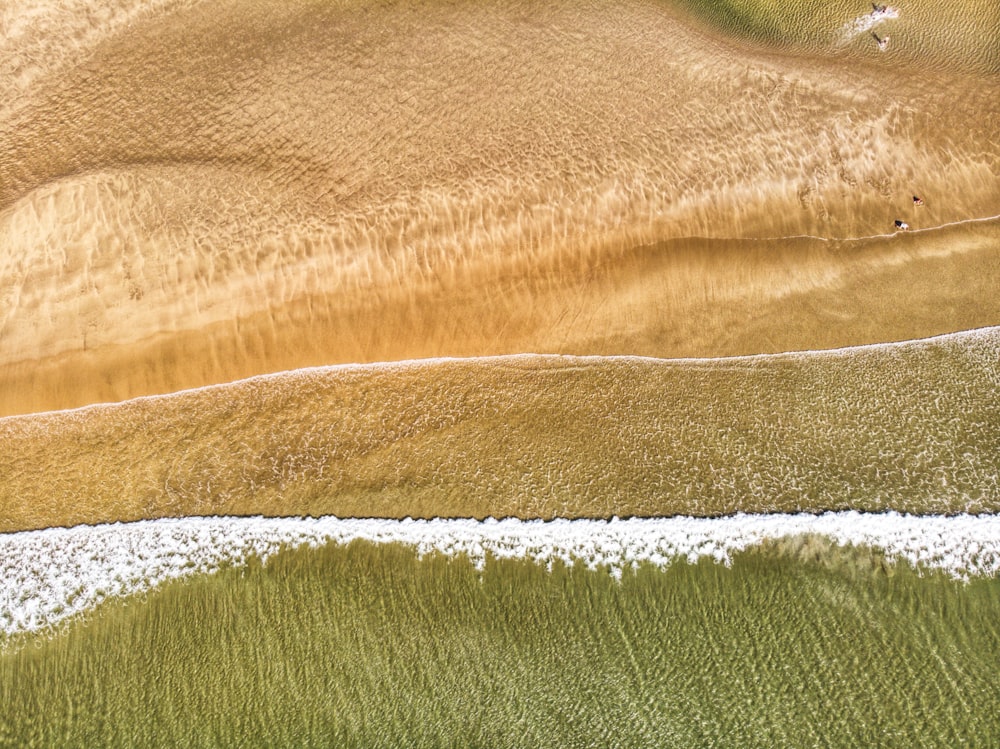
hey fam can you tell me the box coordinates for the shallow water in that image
[2,327,998,531]
[679,0,1000,73]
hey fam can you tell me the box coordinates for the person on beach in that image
[913,195,924,206]
[894,220,909,230]
[873,32,890,50]
[872,3,887,12]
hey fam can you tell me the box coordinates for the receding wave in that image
[2,326,997,532]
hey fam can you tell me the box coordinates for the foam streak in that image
[738,213,1000,244]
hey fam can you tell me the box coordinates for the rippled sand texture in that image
[2,329,997,532]
[2,0,999,415]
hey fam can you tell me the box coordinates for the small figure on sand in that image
[913,195,924,206]
[872,31,890,50]
[872,3,888,12]
[894,220,910,230]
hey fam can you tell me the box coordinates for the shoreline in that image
[3,323,998,425]
[3,220,999,417]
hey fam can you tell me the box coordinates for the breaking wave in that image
[3,511,1000,637]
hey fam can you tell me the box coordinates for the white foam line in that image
[739,212,1000,244]
[2,512,999,638]
[4,324,998,425]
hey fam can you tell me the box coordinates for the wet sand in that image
[3,221,1000,416]
[2,0,999,416]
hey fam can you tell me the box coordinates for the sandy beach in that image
[2,0,999,416]
[4,5,1000,743]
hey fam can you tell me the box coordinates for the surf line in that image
[4,512,1000,638]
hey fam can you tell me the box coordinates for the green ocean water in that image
[2,540,999,747]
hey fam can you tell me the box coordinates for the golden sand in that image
[2,0,999,416]
[1,0,998,529]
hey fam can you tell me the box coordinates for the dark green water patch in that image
[2,540,999,747]
[674,0,826,45]
[673,0,1000,74]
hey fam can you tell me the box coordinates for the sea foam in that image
[2,512,1000,637]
